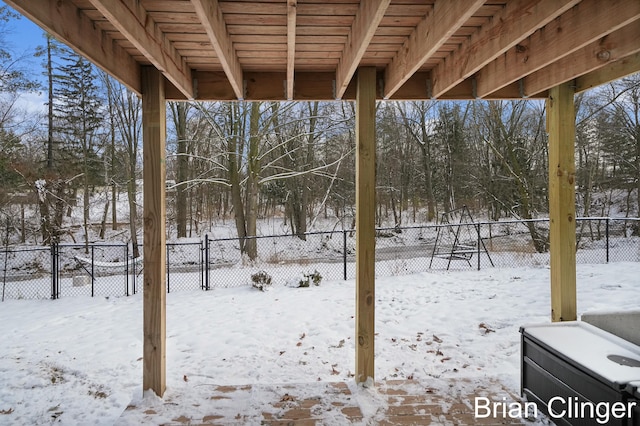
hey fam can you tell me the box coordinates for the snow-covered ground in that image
[0,261,638,425]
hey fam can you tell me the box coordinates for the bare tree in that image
[103,75,141,257]
[191,101,353,256]
[474,100,549,251]
[607,75,640,223]
[169,102,190,238]
[393,101,437,221]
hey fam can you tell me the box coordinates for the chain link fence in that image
[56,244,134,298]
[166,242,204,293]
[1,218,638,300]
[0,246,51,300]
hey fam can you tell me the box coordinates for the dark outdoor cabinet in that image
[521,322,640,426]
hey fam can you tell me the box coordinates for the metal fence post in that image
[55,243,59,299]
[477,223,481,271]
[200,240,204,290]
[125,244,129,296]
[91,245,95,297]
[343,230,348,280]
[166,245,171,293]
[50,244,54,299]
[1,248,7,302]
[55,243,60,299]
[131,244,137,295]
[606,218,610,263]
[51,243,57,300]
[204,234,210,291]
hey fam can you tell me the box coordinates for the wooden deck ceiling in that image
[7,0,640,101]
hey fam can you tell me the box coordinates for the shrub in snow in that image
[251,270,272,291]
[298,270,322,288]
[390,259,408,276]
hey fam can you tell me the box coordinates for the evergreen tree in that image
[52,46,105,250]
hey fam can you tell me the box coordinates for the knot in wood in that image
[366,294,373,305]
[597,50,611,62]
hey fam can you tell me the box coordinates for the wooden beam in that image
[286,0,297,100]
[476,0,640,98]
[191,0,244,99]
[335,0,390,99]
[523,23,640,96]
[430,0,579,99]
[547,82,577,323]
[183,71,343,101]
[173,71,549,101]
[5,0,141,94]
[575,51,640,93]
[384,0,484,99]
[355,67,376,386]
[88,0,194,99]
[142,67,167,396]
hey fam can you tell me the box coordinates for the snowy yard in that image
[0,262,638,424]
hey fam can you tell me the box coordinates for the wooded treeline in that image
[1,17,639,255]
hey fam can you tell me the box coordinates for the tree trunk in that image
[297,102,319,238]
[83,176,90,253]
[46,36,54,170]
[36,182,52,245]
[20,203,25,243]
[245,102,261,260]
[102,75,141,256]
[99,196,109,239]
[397,102,436,221]
[173,103,189,238]
[112,182,117,231]
[228,104,247,254]
[36,179,68,245]
[106,80,118,231]
[487,101,548,252]
[127,175,139,258]
[418,141,436,221]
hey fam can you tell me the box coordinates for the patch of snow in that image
[0,262,637,424]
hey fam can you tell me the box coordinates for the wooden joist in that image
[7,0,639,100]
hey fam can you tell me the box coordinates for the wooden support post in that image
[547,82,577,322]
[142,67,167,396]
[355,67,376,385]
